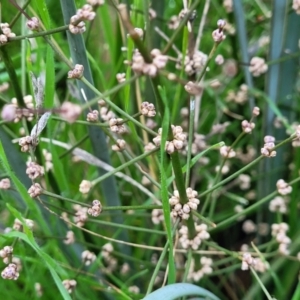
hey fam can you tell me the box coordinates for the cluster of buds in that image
[109,118,126,134]
[276,179,292,195]
[87,0,105,6]
[13,218,34,231]
[26,161,45,180]
[226,84,248,104]
[79,180,92,194]
[81,250,96,266]
[69,4,95,34]
[62,279,77,294]
[42,149,53,172]
[269,196,288,214]
[131,49,168,77]
[28,183,42,198]
[1,263,19,280]
[86,110,99,122]
[241,245,269,273]
[140,102,156,117]
[249,57,268,77]
[176,51,208,76]
[151,209,164,225]
[116,73,126,83]
[241,120,255,133]
[100,106,115,121]
[73,204,88,227]
[271,223,291,255]
[169,188,200,220]
[68,64,84,79]
[188,257,213,282]
[252,106,260,117]
[101,243,117,273]
[241,252,257,270]
[59,101,82,123]
[26,17,40,31]
[87,200,102,217]
[223,0,233,13]
[0,178,10,190]
[0,23,16,45]
[261,135,276,157]
[179,224,210,250]
[212,19,226,43]
[168,15,180,30]
[0,246,13,264]
[112,139,126,151]
[1,95,35,123]
[153,125,186,154]
[184,81,202,96]
[220,145,236,158]
[64,230,75,245]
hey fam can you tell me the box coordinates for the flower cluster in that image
[59,101,82,123]
[100,106,115,121]
[13,218,34,231]
[223,0,233,12]
[42,149,53,172]
[87,200,102,217]
[64,230,75,245]
[188,257,213,282]
[212,19,226,43]
[179,224,210,250]
[62,279,77,294]
[69,4,95,34]
[220,145,236,158]
[116,73,126,83]
[153,125,186,154]
[169,188,200,220]
[241,252,269,273]
[249,57,268,77]
[140,102,156,117]
[73,205,88,227]
[109,118,127,134]
[271,223,291,255]
[111,139,126,152]
[101,243,117,273]
[0,246,13,264]
[1,95,35,123]
[1,263,19,280]
[79,179,92,194]
[269,196,288,214]
[226,84,248,104]
[86,110,99,122]
[68,64,84,79]
[0,23,16,45]
[0,178,10,190]
[131,49,168,77]
[276,179,292,195]
[176,51,208,76]
[27,17,40,31]
[26,161,45,180]
[87,0,105,6]
[28,183,43,198]
[261,135,276,157]
[81,250,96,266]
[241,120,255,134]
[184,81,202,95]
[151,209,164,225]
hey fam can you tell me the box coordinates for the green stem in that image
[92,148,158,186]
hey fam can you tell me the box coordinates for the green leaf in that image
[143,283,220,300]
[158,86,175,284]
[5,204,72,300]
